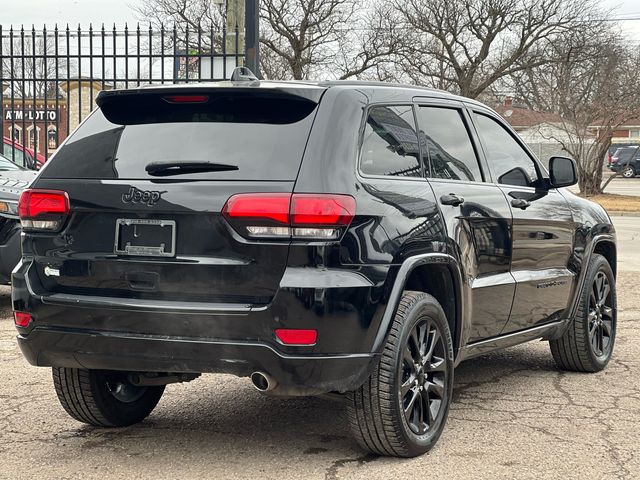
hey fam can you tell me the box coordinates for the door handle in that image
[511,198,531,210]
[440,193,465,207]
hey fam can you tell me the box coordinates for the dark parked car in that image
[12,73,617,457]
[0,154,37,283]
[609,145,640,178]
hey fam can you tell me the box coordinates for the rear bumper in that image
[17,327,374,393]
[0,220,21,284]
[12,259,390,393]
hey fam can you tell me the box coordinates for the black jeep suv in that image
[12,76,617,457]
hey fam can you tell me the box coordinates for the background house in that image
[494,98,577,166]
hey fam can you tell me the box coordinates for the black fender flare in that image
[565,233,616,322]
[371,253,464,357]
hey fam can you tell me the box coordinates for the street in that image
[0,217,638,480]
[602,177,640,196]
[569,174,640,197]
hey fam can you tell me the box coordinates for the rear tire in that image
[549,254,616,372]
[52,368,165,427]
[346,291,454,457]
[621,165,636,178]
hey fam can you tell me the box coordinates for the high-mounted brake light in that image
[222,193,356,240]
[163,95,209,104]
[18,189,70,231]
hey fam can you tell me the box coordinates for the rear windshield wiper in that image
[145,161,239,176]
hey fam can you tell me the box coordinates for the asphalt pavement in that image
[0,216,638,479]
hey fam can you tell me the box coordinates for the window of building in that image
[27,126,40,151]
[416,106,483,182]
[474,113,541,188]
[360,105,421,178]
[629,130,640,138]
[48,126,58,149]
[11,126,22,145]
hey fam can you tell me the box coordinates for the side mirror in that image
[549,156,577,188]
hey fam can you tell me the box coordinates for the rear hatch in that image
[25,85,324,306]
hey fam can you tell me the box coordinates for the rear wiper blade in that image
[145,161,239,176]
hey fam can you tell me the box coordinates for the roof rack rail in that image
[230,66,260,84]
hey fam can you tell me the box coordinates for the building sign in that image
[4,109,58,121]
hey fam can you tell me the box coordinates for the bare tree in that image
[333,2,405,80]
[133,0,226,50]
[509,30,640,195]
[395,0,604,99]
[259,0,357,79]
[1,32,66,99]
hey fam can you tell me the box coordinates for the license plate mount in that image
[114,219,176,257]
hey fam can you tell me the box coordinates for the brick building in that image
[2,95,68,158]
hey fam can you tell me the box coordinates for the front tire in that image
[52,368,165,427]
[550,254,616,372]
[347,292,454,457]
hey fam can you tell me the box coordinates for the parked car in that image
[609,145,640,178]
[0,154,37,283]
[12,72,617,457]
[2,137,46,170]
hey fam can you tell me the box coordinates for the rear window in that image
[41,91,319,180]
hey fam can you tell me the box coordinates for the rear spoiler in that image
[95,85,325,126]
[96,83,325,108]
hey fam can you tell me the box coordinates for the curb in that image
[607,211,640,217]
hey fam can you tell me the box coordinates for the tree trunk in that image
[579,167,603,196]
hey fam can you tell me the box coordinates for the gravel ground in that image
[1,220,638,479]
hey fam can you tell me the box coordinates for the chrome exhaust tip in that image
[250,371,277,392]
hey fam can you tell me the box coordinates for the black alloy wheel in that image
[400,318,448,435]
[588,271,614,358]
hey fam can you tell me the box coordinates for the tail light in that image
[18,189,70,231]
[222,193,356,240]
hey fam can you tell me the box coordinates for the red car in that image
[2,137,46,170]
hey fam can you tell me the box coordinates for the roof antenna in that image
[230,66,260,84]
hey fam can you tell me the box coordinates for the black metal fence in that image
[0,23,245,165]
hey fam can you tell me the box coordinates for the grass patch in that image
[579,193,640,212]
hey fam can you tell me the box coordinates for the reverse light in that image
[14,311,32,328]
[222,193,356,240]
[18,189,70,231]
[275,329,318,346]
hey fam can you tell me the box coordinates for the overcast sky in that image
[0,0,638,38]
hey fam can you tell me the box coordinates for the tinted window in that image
[416,106,482,182]
[474,114,540,187]
[360,105,421,178]
[41,93,318,180]
[3,144,25,167]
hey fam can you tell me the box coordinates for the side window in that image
[474,113,540,187]
[3,144,25,167]
[416,106,483,182]
[360,105,421,178]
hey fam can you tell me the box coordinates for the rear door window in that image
[415,106,483,182]
[359,105,422,178]
[41,92,319,181]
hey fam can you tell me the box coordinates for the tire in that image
[621,165,636,178]
[52,368,165,427]
[550,254,616,372]
[346,291,454,457]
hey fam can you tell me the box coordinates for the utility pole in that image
[225,0,245,62]
[245,0,260,77]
